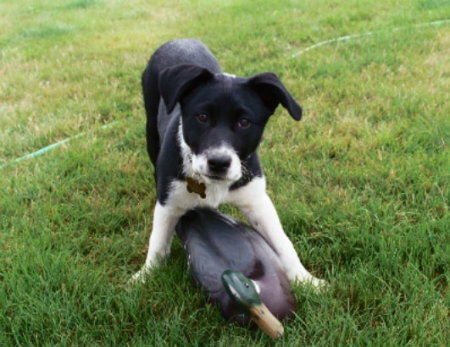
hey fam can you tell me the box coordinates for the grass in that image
[0,0,449,345]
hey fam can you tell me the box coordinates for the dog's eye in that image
[237,118,251,129]
[196,114,209,124]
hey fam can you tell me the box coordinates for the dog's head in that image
[159,64,302,184]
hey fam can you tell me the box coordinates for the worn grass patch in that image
[1,0,449,345]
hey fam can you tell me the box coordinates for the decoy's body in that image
[175,208,297,327]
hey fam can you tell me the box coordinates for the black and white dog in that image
[131,39,324,287]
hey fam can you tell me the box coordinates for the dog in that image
[131,38,324,288]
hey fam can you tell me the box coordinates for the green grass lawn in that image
[1,0,449,345]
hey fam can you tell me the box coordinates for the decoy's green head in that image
[221,270,262,310]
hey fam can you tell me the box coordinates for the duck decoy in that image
[175,208,297,338]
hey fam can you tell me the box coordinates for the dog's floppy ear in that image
[159,64,213,113]
[247,72,302,120]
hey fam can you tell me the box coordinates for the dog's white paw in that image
[127,267,152,286]
[303,276,329,291]
[288,271,329,291]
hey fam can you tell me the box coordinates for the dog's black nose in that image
[208,155,231,174]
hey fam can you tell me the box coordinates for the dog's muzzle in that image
[192,147,242,182]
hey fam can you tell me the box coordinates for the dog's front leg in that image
[130,202,184,283]
[229,177,326,288]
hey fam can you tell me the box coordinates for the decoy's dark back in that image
[175,208,297,338]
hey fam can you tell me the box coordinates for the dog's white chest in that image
[168,179,230,210]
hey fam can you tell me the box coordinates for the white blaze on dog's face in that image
[191,146,242,183]
[178,121,242,184]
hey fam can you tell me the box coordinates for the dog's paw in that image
[127,267,152,287]
[290,273,330,292]
[303,276,329,292]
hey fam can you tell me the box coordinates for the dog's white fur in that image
[178,121,242,184]
[131,119,324,287]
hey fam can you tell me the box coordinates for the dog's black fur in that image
[142,39,302,204]
[130,39,322,287]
